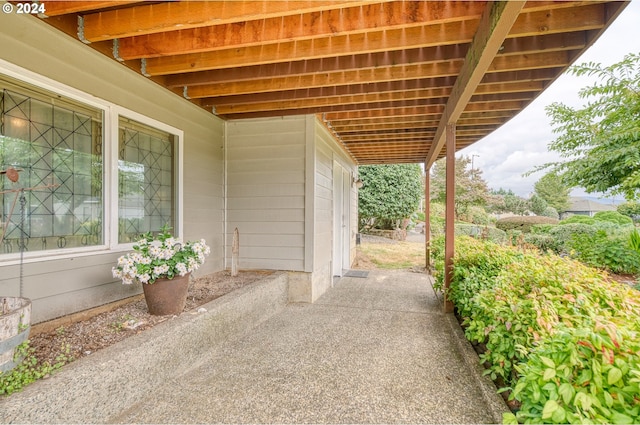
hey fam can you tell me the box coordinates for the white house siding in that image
[225,116,307,271]
[0,13,224,323]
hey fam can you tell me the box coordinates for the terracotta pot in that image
[142,273,190,316]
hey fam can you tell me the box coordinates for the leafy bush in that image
[455,223,506,243]
[429,216,445,238]
[560,215,596,225]
[541,206,559,219]
[461,205,491,225]
[617,202,640,221]
[523,233,557,252]
[429,202,446,218]
[548,223,598,254]
[432,237,640,424]
[593,210,633,226]
[496,216,559,233]
[568,230,640,274]
[358,164,423,230]
[530,224,556,235]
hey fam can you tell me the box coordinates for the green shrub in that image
[429,202,445,218]
[429,215,445,237]
[455,223,506,243]
[617,202,640,221]
[569,230,640,274]
[530,224,556,235]
[560,215,596,225]
[496,216,559,233]
[541,206,559,219]
[432,237,640,424]
[523,233,557,252]
[548,223,598,254]
[593,210,633,226]
[461,205,490,225]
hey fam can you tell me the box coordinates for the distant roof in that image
[567,197,617,213]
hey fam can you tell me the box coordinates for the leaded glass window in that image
[0,78,103,254]
[118,117,175,243]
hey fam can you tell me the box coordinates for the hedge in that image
[496,216,559,233]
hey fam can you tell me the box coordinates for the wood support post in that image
[424,162,431,273]
[231,227,239,277]
[444,124,455,313]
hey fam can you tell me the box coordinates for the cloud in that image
[459,1,640,199]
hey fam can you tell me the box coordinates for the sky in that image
[458,1,640,201]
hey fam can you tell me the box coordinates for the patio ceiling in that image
[37,0,627,165]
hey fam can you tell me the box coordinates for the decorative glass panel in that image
[118,117,175,243]
[0,81,103,254]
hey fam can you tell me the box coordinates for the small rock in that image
[197,307,207,313]
[84,350,92,355]
[123,319,146,330]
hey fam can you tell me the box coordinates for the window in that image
[0,78,103,254]
[0,71,182,259]
[118,117,176,243]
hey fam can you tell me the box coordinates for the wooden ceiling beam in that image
[208,81,543,115]
[142,19,480,74]
[332,121,441,133]
[166,31,582,89]
[208,90,451,115]
[40,1,139,17]
[341,133,435,142]
[165,45,470,88]
[199,77,458,107]
[116,2,486,59]
[128,3,601,72]
[221,98,449,120]
[426,1,525,166]
[187,50,566,99]
[187,60,464,98]
[509,3,606,38]
[325,105,445,121]
[81,1,389,41]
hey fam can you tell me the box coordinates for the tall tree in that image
[534,172,571,212]
[430,156,490,219]
[536,53,640,200]
[358,164,423,230]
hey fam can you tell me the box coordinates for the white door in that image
[333,162,351,276]
[341,168,351,270]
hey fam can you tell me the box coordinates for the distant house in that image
[561,197,617,219]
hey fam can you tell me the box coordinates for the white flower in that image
[113,228,210,285]
[176,262,188,276]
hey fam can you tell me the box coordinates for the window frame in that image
[0,60,184,265]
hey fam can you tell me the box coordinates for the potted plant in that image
[112,225,210,315]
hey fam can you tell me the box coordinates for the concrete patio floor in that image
[0,269,508,424]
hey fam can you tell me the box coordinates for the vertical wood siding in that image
[0,13,224,323]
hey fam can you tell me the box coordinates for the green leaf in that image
[608,367,623,386]
[502,412,518,425]
[540,356,556,369]
[610,411,634,424]
[604,391,614,408]
[551,405,566,424]
[559,383,575,405]
[542,400,560,419]
[543,368,557,381]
